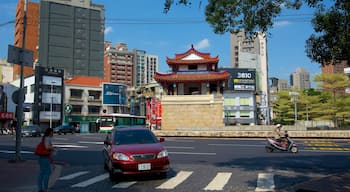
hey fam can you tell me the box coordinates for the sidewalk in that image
[288,172,350,192]
[0,159,38,192]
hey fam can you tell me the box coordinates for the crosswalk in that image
[56,170,277,191]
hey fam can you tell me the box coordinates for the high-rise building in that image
[14,0,39,79]
[104,42,158,88]
[230,30,270,124]
[145,55,158,85]
[291,67,311,90]
[38,0,105,78]
[104,43,134,87]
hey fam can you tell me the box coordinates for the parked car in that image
[21,125,42,137]
[102,127,169,181]
[54,125,75,135]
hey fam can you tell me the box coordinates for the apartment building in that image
[104,42,158,88]
[38,0,105,78]
[13,0,39,79]
[230,30,270,124]
[290,67,311,90]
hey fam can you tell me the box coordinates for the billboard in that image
[102,83,127,106]
[224,68,256,91]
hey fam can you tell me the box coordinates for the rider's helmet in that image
[276,124,282,128]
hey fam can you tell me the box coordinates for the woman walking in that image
[37,128,54,192]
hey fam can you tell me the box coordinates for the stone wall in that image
[161,95,224,130]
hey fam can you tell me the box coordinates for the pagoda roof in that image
[154,71,230,83]
[166,45,219,65]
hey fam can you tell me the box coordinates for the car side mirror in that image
[159,137,165,142]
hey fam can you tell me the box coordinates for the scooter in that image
[265,137,298,153]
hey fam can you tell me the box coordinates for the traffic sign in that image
[65,104,72,113]
[7,44,33,67]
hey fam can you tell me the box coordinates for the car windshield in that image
[114,129,158,145]
[24,126,37,130]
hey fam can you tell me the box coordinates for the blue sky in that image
[0,0,322,86]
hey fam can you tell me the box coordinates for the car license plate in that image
[138,163,151,171]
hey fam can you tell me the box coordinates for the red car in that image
[102,127,170,181]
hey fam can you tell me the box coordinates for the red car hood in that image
[111,143,165,155]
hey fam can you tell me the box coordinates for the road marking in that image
[78,141,104,145]
[156,171,193,189]
[71,173,108,187]
[59,171,90,180]
[204,172,232,191]
[209,143,262,147]
[165,146,195,149]
[0,150,33,154]
[169,152,216,155]
[255,173,274,192]
[54,138,68,141]
[54,144,88,148]
[112,181,137,188]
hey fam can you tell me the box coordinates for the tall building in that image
[14,0,39,79]
[38,0,105,78]
[104,42,158,88]
[133,50,146,87]
[230,31,270,124]
[104,43,134,87]
[145,55,158,85]
[291,67,311,90]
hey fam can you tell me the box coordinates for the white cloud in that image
[104,26,113,35]
[274,20,291,27]
[194,38,210,50]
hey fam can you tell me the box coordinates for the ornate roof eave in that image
[166,57,219,65]
[154,71,230,83]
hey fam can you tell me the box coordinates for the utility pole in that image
[12,0,28,162]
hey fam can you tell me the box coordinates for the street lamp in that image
[289,92,299,124]
[50,80,56,128]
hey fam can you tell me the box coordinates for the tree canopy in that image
[165,0,350,65]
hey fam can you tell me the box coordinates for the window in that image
[72,105,82,113]
[30,84,35,93]
[239,97,250,106]
[188,65,197,70]
[70,89,83,98]
[240,111,250,118]
[88,106,100,113]
[224,98,235,106]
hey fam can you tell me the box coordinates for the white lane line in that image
[71,173,108,187]
[78,141,104,145]
[54,138,68,141]
[58,171,90,180]
[54,144,88,148]
[112,181,137,188]
[209,143,262,147]
[255,173,275,192]
[169,152,216,155]
[165,146,194,149]
[204,172,232,191]
[0,150,33,154]
[156,171,193,189]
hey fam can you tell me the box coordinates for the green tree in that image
[165,0,350,65]
[313,73,350,126]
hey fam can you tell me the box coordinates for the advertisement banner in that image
[102,83,127,106]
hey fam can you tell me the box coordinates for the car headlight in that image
[112,153,130,161]
[157,149,168,158]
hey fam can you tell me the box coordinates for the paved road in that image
[1,134,350,192]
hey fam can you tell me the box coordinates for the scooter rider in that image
[274,124,283,141]
[274,124,289,148]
